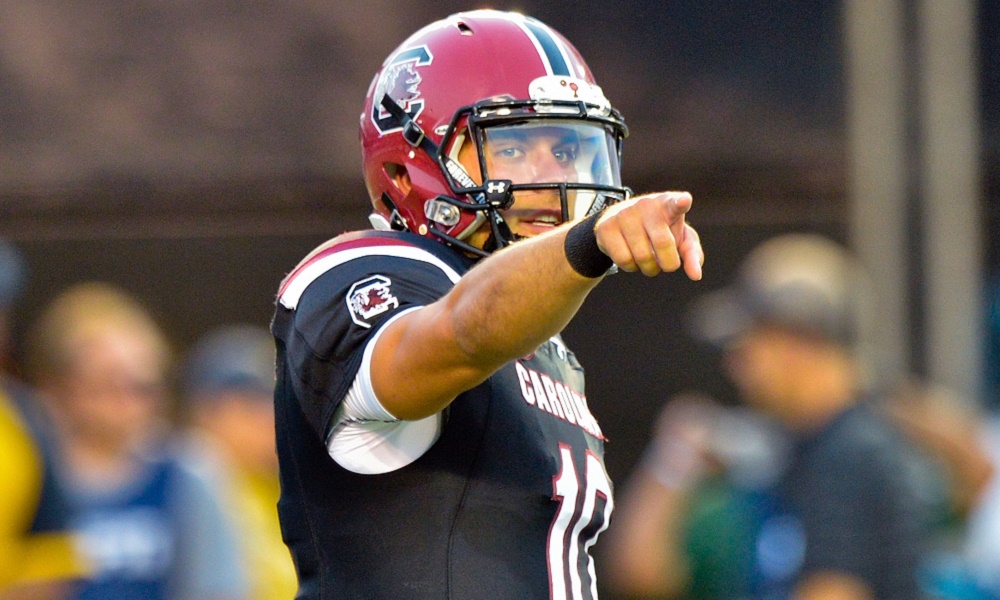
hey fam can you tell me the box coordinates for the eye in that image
[553,144,579,164]
[493,146,525,160]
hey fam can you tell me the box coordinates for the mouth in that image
[525,212,561,226]
[514,210,564,233]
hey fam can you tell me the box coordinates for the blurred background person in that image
[606,234,929,600]
[886,380,993,530]
[957,279,1000,598]
[177,324,296,600]
[0,239,87,598]
[605,392,789,600]
[961,410,1000,598]
[883,379,997,600]
[24,282,246,600]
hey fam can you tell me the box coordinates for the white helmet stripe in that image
[478,12,580,79]
[521,18,574,77]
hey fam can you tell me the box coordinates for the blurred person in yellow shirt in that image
[0,239,87,598]
[25,282,246,600]
[178,324,296,600]
[0,384,88,598]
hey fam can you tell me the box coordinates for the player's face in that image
[458,120,620,245]
[484,124,579,237]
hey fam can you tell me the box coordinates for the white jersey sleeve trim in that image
[326,307,443,474]
[280,244,462,310]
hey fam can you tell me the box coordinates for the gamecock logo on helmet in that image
[347,275,400,328]
[371,45,434,134]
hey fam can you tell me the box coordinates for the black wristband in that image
[564,211,613,278]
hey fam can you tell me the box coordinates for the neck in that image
[64,435,144,489]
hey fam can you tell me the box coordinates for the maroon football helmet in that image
[359,10,630,256]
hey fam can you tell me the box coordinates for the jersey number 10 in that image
[548,444,613,600]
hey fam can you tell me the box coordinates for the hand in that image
[595,191,703,279]
[642,393,721,489]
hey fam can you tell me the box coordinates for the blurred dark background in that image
[0,1,996,586]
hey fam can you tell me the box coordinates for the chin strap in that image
[381,93,485,194]
[376,193,408,231]
[380,94,440,157]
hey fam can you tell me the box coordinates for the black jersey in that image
[272,230,612,600]
[776,401,924,599]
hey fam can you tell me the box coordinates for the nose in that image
[527,147,567,183]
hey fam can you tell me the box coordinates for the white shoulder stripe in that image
[279,245,463,310]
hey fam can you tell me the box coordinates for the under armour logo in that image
[485,179,514,209]
[487,180,508,194]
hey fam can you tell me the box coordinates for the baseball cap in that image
[689,234,871,348]
[182,324,276,400]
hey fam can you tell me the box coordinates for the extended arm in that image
[372,192,703,420]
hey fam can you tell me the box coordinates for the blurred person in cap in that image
[25,282,246,600]
[607,233,929,600]
[0,239,88,598]
[178,324,296,600]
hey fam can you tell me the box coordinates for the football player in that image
[271,10,703,599]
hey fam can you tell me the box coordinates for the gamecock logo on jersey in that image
[371,45,433,134]
[347,275,400,328]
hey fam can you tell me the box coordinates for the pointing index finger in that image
[660,191,694,225]
[660,191,703,281]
